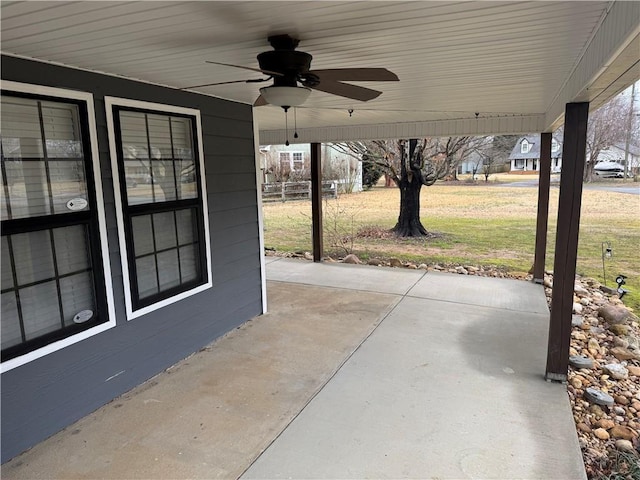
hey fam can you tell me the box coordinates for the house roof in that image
[1,1,638,144]
[509,135,563,160]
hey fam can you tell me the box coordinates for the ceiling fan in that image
[185,34,399,108]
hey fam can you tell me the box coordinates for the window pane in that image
[131,214,154,256]
[176,208,195,245]
[60,272,95,327]
[12,230,55,285]
[179,245,198,283]
[119,112,149,158]
[1,236,14,290]
[2,159,51,220]
[151,164,177,202]
[49,160,88,214]
[1,292,21,350]
[153,211,177,250]
[136,256,158,300]
[178,160,197,199]
[1,97,44,158]
[147,114,172,158]
[53,225,89,275]
[41,102,83,158]
[20,280,61,340]
[157,250,180,291]
[171,117,193,160]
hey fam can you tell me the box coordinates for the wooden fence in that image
[262,181,338,202]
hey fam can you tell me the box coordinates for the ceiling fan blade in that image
[309,68,399,82]
[183,79,256,89]
[205,60,283,77]
[254,95,268,107]
[311,80,382,102]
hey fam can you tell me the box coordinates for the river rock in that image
[573,303,583,314]
[598,305,633,325]
[596,419,615,429]
[577,422,591,433]
[588,338,600,354]
[627,365,640,376]
[614,439,635,453]
[575,283,589,295]
[569,356,594,369]
[614,395,630,405]
[593,428,610,440]
[570,377,583,389]
[585,387,614,406]
[611,347,637,361]
[609,324,629,336]
[599,285,618,295]
[367,257,383,266]
[609,425,637,440]
[389,258,402,267]
[455,266,468,275]
[602,363,629,380]
[342,254,362,264]
[572,315,584,327]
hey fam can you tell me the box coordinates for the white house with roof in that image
[260,143,363,192]
[509,135,563,173]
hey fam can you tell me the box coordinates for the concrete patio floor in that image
[2,257,585,479]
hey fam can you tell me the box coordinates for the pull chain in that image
[294,107,299,139]
[284,107,290,146]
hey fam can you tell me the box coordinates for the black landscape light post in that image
[601,241,612,286]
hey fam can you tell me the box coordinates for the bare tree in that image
[331,136,474,237]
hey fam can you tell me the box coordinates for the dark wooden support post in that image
[546,102,589,382]
[310,142,323,262]
[533,132,552,283]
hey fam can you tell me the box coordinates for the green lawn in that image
[262,183,640,311]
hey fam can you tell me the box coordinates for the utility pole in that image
[623,81,636,180]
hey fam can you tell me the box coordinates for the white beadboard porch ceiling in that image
[1,1,639,144]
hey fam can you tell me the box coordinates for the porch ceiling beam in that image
[545,1,640,131]
[259,114,546,145]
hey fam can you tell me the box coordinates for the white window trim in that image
[520,140,530,154]
[0,81,116,373]
[104,97,212,320]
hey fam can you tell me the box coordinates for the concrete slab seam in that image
[403,292,550,315]
[236,293,406,479]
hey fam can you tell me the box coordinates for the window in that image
[279,151,305,173]
[551,139,559,153]
[520,139,531,154]
[106,98,211,319]
[1,83,114,368]
[292,152,304,171]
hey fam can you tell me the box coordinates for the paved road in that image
[497,179,640,195]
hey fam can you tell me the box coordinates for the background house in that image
[260,143,363,193]
[509,135,563,173]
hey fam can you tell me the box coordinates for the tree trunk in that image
[393,179,428,236]
[393,140,428,237]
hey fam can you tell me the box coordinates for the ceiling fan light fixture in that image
[259,85,311,107]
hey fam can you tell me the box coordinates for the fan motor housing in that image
[258,50,312,79]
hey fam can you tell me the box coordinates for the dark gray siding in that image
[1,55,263,462]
